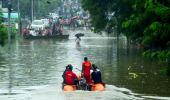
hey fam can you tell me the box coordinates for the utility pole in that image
[37,0,39,18]
[8,0,12,44]
[31,0,34,22]
[17,0,21,34]
[7,0,12,94]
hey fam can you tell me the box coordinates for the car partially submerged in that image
[30,20,45,31]
[41,19,50,27]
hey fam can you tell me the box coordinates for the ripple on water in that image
[0,84,139,100]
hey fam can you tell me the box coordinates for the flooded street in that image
[0,30,170,100]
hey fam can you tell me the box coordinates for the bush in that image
[0,24,7,46]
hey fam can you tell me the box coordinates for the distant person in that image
[75,36,81,45]
[22,28,29,36]
[64,64,78,85]
[82,57,92,85]
[91,64,102,84]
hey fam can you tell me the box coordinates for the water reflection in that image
[116,38,170,96]
[0,54,8,90]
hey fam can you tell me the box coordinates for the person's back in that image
[91,64,102,84]
[82,57,92,84]
[65,70,77,85]
[64,64,78,85]
[62,65,69,83]
[82,61,91,76]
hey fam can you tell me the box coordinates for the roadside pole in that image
[31,0,34,22]
[17,0,21,34]
[8,0,12,44]
[7,0,12,94]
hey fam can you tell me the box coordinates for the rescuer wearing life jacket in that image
[82,57,92,85]
[64,64,78,85]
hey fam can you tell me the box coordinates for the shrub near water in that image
[0,11,7,46]
[143,50,170,76]
[0,25,7,46]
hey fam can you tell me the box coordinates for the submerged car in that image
[41,19,50,27]
[30,20,45,31]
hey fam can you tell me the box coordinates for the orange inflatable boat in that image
[63,85,77,91]
[91,83,106,91]
[63,83,105,91]
[63,75,106,91]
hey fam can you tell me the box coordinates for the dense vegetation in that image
[0,10,7,46]
[11,0,60,18]
[81,0,170,75]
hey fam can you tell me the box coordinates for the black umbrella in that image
[75,33,84,37]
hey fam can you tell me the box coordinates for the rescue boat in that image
[63,83,105,91]
[63,75,106,91]
[63,85,77,91]
[91,83,105,91]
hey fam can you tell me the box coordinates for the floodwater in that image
[0,30,170,100]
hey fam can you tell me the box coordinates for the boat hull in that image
[91,83,105,91]
[63,83,105,91]
[63,85,77,91]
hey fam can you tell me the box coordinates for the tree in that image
[10,0,60,19]
[81,0,170,75]
[81,0,170,50]
[0,10,7,46]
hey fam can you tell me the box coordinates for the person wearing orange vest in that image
[82,57,92,85]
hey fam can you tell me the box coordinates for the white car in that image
[30,20,45,31]
[41,19,50,27]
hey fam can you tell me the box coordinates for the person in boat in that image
[91,64,103,84]
[82,57,92,85]
[64,64,79,85]
[62,65,69,89]
[62,65,69,83]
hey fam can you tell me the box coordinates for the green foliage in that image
[11,0,60,18]
[0,10,7,46]
[82,0,170,53]
[82,0,108,32]
[143,50,170,61]
[82,0,170,75]
[38,0,60,17]
[0,25,7,46]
